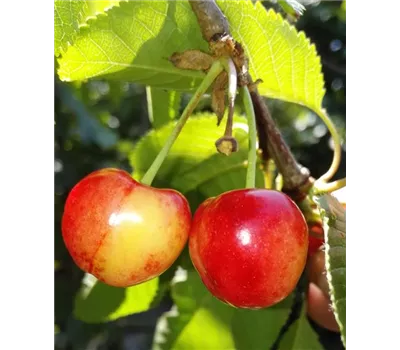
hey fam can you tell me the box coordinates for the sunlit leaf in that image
[74,274,158,323]
[57,0,325,116]
[153,268,294,350]
[217,0,325,113]
[54,0,89,56]
[129,113,264,194]
[153,269,235,350]
[57,1,207,90]
[54,0,122,57]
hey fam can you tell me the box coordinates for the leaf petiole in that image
[316,109,343,183]
[241,86,258,189]
[140,60,224,186]
[313,177,346,195]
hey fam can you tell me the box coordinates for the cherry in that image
[189,189,308,309]
[308,223,325,256]
[306,250,340,332]
[62,168,191,287]
[307,189,346,256]
[307,249,330,296]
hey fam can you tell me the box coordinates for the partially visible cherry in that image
[307,250,340,332]
[308,222,325,256]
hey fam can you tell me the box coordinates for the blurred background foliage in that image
[55,1,345,349]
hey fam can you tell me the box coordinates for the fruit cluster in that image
[62,168,310,309]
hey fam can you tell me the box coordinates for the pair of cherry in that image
[62,168,309,309]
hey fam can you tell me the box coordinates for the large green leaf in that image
[54,0,120,57]
[153,268,293,350]
[54,0,89,56]
[129,113,264,194]
[57,0,325,114]
[278,304,322,350]
[86,0,120,16]
[74,274,158,323]
[217,0,325,113]
[146,87,181,128]
[57,1,207,90]
[232,294,293,350]
[153,269,235,350]
[314,193,346,346]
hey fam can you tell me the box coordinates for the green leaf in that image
[54,0,122,57]
[197,165,265,198]
[153,269,235,350]
[74,274,158,323]
[314,193,346,346]
[217,0,325,114]
[129,113,264,194]
[86,0,120,16]
[278,304,322,350]
[56,0,325,116]
[146,87,181,128]
[153,268,294,350]
[232,294,293,350]
[54,0,89,56]
[57,1,207,90]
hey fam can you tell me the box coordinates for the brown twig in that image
[189,1,231,41]
[250,90,311,193]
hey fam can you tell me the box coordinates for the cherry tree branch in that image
[249,91,311,192]
[189,0,312,194]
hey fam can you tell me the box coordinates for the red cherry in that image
[307,283,340,332]
[306,250,340,332]
[307,195,346,257]
[308,223,325,256]
[62,168,191,287]
[189,189,308,309]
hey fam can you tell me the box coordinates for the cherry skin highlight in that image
[189,189,308,309]
[62,168,191,287]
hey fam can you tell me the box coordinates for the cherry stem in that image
[221,58,237,137]
[314,177,346,194]
[316,109,342,182]
[140,60,224,186]
[241,86,258,189]
[264,159,276,189]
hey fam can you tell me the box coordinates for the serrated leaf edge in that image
[315,194,346,347]
[248,2,326,112]
[56,0,127,74]
[54,0,89,56]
